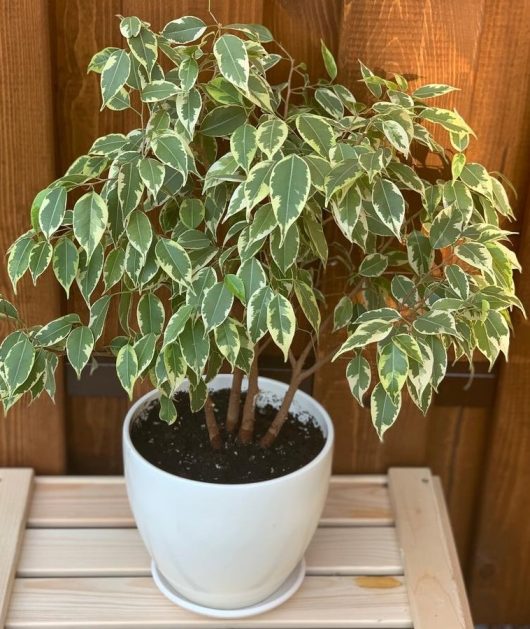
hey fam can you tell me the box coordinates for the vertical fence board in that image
[0,0,66,473]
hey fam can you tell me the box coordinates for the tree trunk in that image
[238,355,259,444]
[260,374,301,448]
[204,394,223,450]
[225,368,244,433]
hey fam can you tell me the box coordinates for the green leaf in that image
[371,383,401,440]
[454,242,492,272]
[151,132,188,176]
[224,274,245,302]
[382,119,410,155]
[163,343,186,387]
[0,299,19,322]
[120,16,142,38]
[5,336,35,394]
[445,264,470,300]
[103,247,125,291]
[419,107,474,135]
[116,344,138,399]
[412,84,458,99]
[244,160,275,210]
[159,394,177,424]
[214,318,240,366]
[117,161,144,219]
[346,354,371,406]
[333,296,353,331]
[66,326,94,379]
[407,230,433,275]
[334,319,394,359]
[106,87,131,111]
[88,47,120,74]
[137,293,165,335]
[76,244,103,305]
[163,304,194,348]
[89,295,112,342]
[269,224,298,273]
[133,333,157,374]
[201,105,247,137]
[225,23,273,42]
[205,77,243,105]
[126,209,153,257]
[237,258,266,303]
[176,87,202,137]
[7,234,34,293]
[452,153,466,180]
[101,50,130,107]
[267,293,296,361]
[138,158,165,199]
[247,285,274,342]
[29,241,52,284]
[378,340,409,398]
[391,275,418,307]
[429,205,462,249]
[459,163,492,197]
[296,114,336,157]
[33,314,80,347]
[372,178,405,240]
[230,124,257,172]
[201,282,234,331]
[413,310,458,336]
[155,238,192,284]
[256,119,288,159]
[214,34,249,90]
[180,199,205,229]
[315,87,343,118]
[162,16,206,43]
[73,192,108,258]
[39,187,67,239]
[359,253,388,277]
[128,27,157,72]
[178,57,199,91]
[387,162,425,196]
[179,318,209,374]
[294,280,320,331]
[270,154,311,240]
[90,133,128,157]
[141,80,179,102]
[320,39,337,80]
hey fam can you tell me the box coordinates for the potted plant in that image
[0,12,521,617]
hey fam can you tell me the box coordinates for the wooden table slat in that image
[6,576,412,629]
[17,526,402,578]
[388,468,474,629]
[28,476,393,528]
[0,469,33,628]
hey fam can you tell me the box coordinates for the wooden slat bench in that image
[0,467,473,628]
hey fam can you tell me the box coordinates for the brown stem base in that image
[204,394,223,450]
[238,356,259,444]
[260,376,300,448]
[225,368,244,433]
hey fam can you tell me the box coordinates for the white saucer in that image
[151,558,306,619]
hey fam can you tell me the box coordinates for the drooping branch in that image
[238,353,259,444]
[204,394,223,450]
[225,367,244,433]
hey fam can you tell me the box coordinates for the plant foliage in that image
[0,15,522,439]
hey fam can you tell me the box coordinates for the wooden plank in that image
[17,526,402,578]
[0,469,33,627]
[388,468,473,629]
[6,575,411,628]
[0,0,66,474]
[28,477,393,528]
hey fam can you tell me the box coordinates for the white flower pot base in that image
[151,558,306,619]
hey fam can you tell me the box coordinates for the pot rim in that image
[123,375,334,489]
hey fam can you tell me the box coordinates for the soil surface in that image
[130,388,326,484]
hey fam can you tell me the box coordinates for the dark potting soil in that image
[130,388,326,484]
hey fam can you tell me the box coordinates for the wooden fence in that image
[0,0,529,623]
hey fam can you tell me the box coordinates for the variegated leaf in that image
[346,353,371,405]
[256,119,288,159]
[267,293,296,361]
[371,383,401,440]
[66,326,94,379]
[214,34,249,90]
[270,154,311,240]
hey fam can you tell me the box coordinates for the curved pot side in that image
[123,375,334,610]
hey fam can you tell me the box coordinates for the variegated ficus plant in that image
[0,14,522,447]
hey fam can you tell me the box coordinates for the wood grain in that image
[388,468,473,629]
[0,0,66,473]
[17,526,402,577]
[6,575,411,628]
[27,476,393,528]
[0,469,33,627]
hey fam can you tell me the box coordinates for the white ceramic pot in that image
[123,374,334,610]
